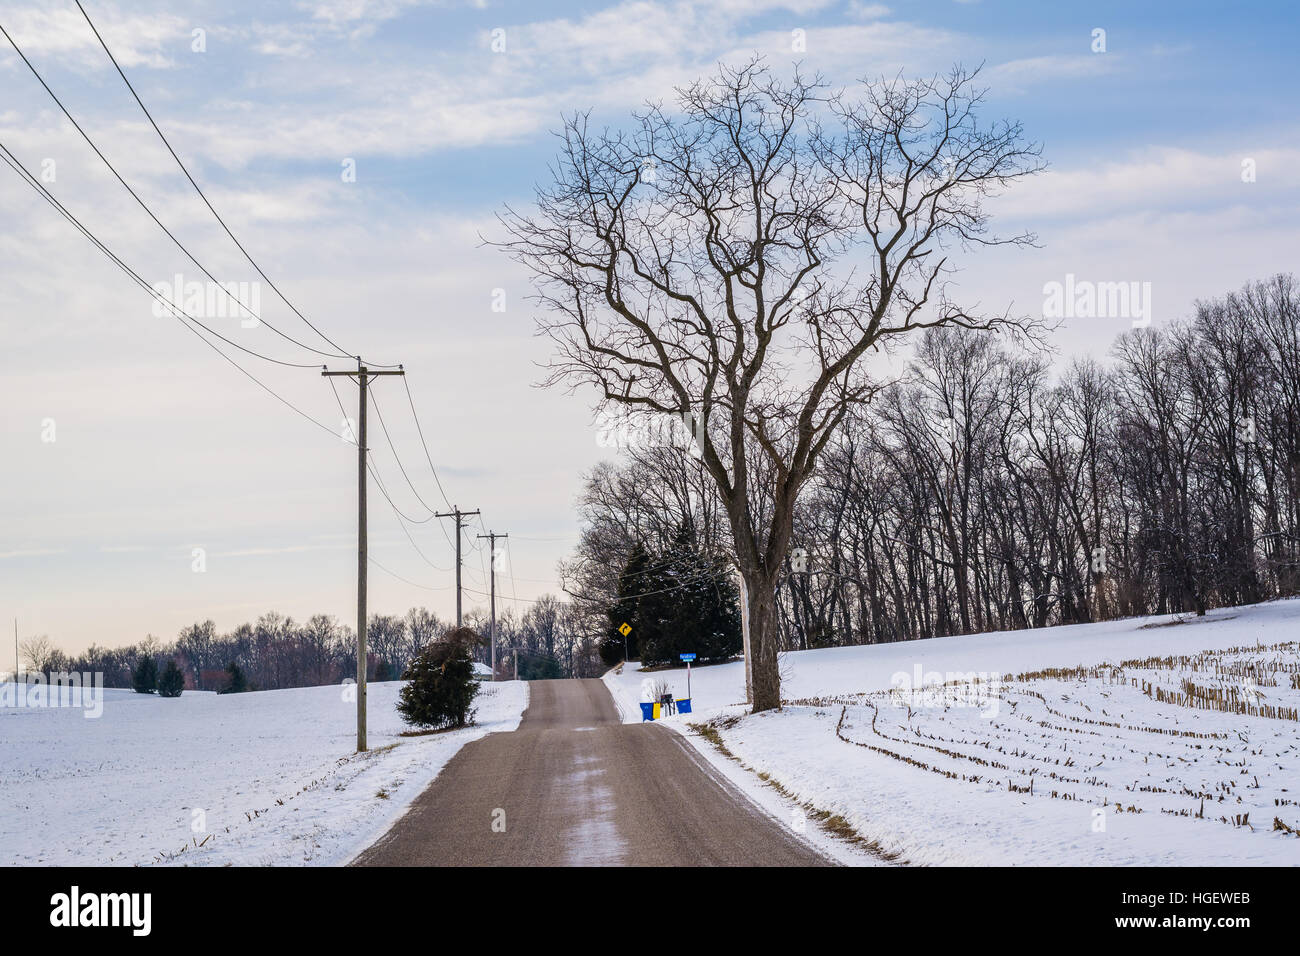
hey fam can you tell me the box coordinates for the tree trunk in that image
[748,584,781,713]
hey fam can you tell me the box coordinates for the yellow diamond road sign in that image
[618,622,632,637]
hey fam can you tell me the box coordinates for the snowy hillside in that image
[1,679,527,866]
[605,599,1300,865]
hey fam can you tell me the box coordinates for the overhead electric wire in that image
[4,16,501,605]
[0,16,362,364]
[0,143,348,446]
[370,556,454,592]
[70,0,393,366]
[369,387,445,522]
[473,514,490,586]
[5,8,528,601]
[396,375,493,573]
[0,140,324,370]
[504,537,521,607]
[370,472,452,568]
[72,1,402,370]
[401,376,455,509]
[323,376,445,533]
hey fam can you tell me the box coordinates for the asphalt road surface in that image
[351,678,833,866]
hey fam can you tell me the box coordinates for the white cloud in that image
[845,1,890,19]
[0,5,189,70]
[988,53,1118,93]
[995,145,1300,222]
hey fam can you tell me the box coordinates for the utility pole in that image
[475,530,507,680]
[323,361,404,753]
[435,506,480,627]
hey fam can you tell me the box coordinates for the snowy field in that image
[1,678,528,866]
[605,599,1300,865]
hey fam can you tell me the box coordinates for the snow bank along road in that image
[351,678,833,866]
[606,599,1300,865]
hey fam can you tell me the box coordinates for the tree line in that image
[19,597,605,691]
[563,275,1300,651]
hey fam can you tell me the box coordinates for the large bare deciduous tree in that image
[499,60,1043,712]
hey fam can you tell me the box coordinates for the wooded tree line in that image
[564,275,1300,651]
[21,596,604,690]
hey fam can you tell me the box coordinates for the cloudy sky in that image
[2,0,1297,656]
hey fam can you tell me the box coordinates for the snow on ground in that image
[605,599,1300,865]
[1,678,527,866]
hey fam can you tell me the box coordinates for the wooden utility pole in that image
[435,506,480,627]
[475,530,507,680]
[323,362,404,753]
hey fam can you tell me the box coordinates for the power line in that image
[327,376,453,578]
[369,556,454,592]
[325,375,441,530]
[369,386,444,520]
[0,17,352,364]
[71,0,392,369]
[471,512,491,579]
[401,376,455,510]
[72,0,398,368]
[5,9,564,631]
[504,537,520,608]
[0,143,345,444]
[0,140,323,369]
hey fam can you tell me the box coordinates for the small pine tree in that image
[132,656,158,694]
[633,520,742,667]
[601,543,650,665]
[157,659,185,698]
[397,627,481,729]
[218,661,247,695]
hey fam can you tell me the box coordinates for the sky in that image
[2,0,1298,657]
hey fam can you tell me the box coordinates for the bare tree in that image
[500,60,1042,710]
[19,635,54,675]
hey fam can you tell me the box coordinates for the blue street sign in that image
[680,653,696,662]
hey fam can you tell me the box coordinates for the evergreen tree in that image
[636,521,742,666]
[218,661,247,695]
[397,627,481,729]
[131,656,158,694]
[157,659,185,698]
[601,542,651,665]
[601,522,742,668]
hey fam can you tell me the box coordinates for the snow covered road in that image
[351,678,842,866]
